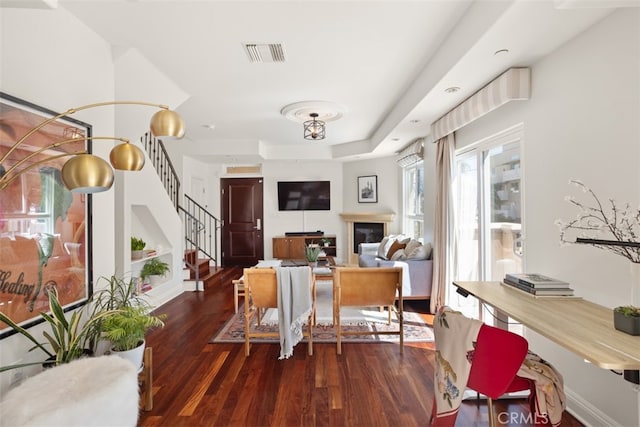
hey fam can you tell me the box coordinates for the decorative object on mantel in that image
[555,179,640,326]
[0,92,185,193]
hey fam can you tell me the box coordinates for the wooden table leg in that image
[139,347,153,411]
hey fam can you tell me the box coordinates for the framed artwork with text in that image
[0,92,93,338]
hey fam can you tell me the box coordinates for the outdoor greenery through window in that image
[403,160,424,242]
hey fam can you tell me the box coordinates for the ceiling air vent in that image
[243,43,285,63]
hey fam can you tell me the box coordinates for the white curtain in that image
[430,133,455,314]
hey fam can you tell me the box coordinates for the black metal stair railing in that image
[179,194,219,268]
[141,132,180,210]
[140,133,221,287]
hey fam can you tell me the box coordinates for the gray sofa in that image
[358,238,433,300]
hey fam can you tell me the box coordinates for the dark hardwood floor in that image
[139,266,583,426]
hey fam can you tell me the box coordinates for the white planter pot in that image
[111,340,145,371]
[149,275,163,286]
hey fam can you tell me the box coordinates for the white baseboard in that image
[565,387,624,427]
[182,280,203,292]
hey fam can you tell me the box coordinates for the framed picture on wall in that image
[357,175,378,203]
[0,92,93,338]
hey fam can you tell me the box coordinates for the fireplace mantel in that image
[340,212,395,265]
[339,212,395,223]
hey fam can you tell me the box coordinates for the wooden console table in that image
[272,234,337,259]
[453,281,640,371]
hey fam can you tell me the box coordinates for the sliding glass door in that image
[449,128,524,328]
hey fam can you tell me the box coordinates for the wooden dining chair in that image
[333,267,403,355]
[243,267,315,356]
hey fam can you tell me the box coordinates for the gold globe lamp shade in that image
[109,142,145,171]
[61,154,115,193]
[150,109,185,138]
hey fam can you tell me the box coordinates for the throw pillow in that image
[406,244,429,260]
[397,236,412,245]
[423,242,433,259]
[386,240,406,260]
[390,249,407,261]
[376,236,390,258]
[404,239,422,256]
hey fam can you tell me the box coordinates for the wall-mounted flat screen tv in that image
[277,181,330,211]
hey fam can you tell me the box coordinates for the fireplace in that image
[339,212,395,265]
[353,222,385,253]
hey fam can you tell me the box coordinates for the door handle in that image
[254,218,261,230]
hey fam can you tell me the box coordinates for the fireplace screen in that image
[353,222,385,253]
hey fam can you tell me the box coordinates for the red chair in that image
[432,315,538,427]
[467,323,536,427]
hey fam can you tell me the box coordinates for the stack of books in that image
[503,273,574,296]
[145,249,157,257]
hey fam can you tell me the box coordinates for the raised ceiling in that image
[5,1,622,162]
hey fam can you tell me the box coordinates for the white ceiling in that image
[10,0,624,163]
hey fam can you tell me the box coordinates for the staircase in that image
[179,195,221,289]
[141,132,223,290]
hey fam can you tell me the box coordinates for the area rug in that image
[210,280,434,343]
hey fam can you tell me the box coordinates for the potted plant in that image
[101,305,165,368]
[131,236,146,260]
[613,305,640,336]
[305,245,321,267]
[85,275,145,354]
[0,287,117,372]
[321,237,331,247]
[140,258,170,285]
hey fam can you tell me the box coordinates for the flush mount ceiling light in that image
[303,113,326,140]
[281,100,346,141]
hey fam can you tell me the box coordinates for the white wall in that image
[0,6,116,393]
[179,159,350,262]
[0,5,186,393]
[456,9,640,427]
[343,156,403,233]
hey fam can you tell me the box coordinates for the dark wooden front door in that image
[221,177,264,266]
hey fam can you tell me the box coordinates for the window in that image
[403,160,424,241]
[450,126,524,330]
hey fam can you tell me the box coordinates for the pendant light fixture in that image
[303,113,326,140]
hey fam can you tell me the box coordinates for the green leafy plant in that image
[305,245,321,262]
[140,258,170,281]
[131,236,146,251]
[85,275,145,351]
[614,305,640,317]
[101,306,165,351]
[321,237,331,246]
[0,288,117,372]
